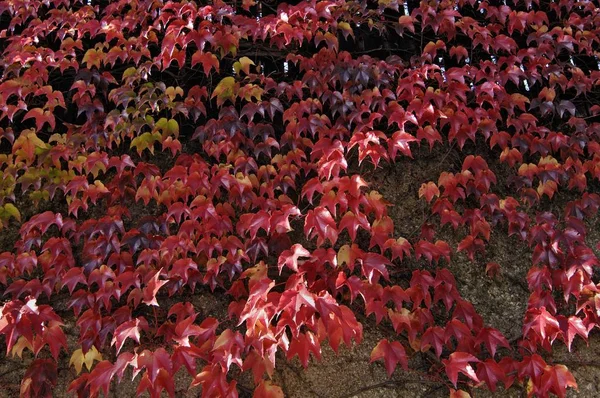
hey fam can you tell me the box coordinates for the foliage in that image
[0,0,600,396]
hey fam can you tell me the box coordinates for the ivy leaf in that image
[253,380,284,398]
[517,354,547,380]
[286,331,322,368]
[557,101,576,118]
[142,269,167,307]
[233,56,255,75]
[42,323,68,360]
[82,48,104,69]
[112,317,148,354]
[417,126,442,150]
[476,359,505,392]
[522,307,562,344]
[13,129,48,163]
[20,359,57,398]
[155,118,179,139]
[421,326,445,357]
[162,136,182,156]
[370,339,408,377]
[443,352,480,387]
[212,329,245,371]
[337,21,353,40]
[134,348,174,391]
[559,315,592,352]
[242,350,275,384]
[87,360,116,397]
[0,203,20,224]
[419,182,440,203]
[130,131,162,156]
[389,130,418,159]
[70,346,103,374]
[474,327,510,358]
[449,390,471,398]
[11,336,32,358]
[304,206,338,246]
[360,252,391,284]
[22,108,56,131]
[485,262,501,278]
[338,211,370,242]
[191,364,238,397]
[211,77,237,107]
[191,51,220,75]
[540,364,577,398]
[277,244,311,274]
[449,46,469,63]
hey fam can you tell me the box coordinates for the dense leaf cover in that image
[1,0,600,396]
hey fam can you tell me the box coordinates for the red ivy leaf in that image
[419,182,440,203]
[22,108,56,131]
[442,352,480,388]
[142,269,168,307]
[370,339,408,377]
[421,326,445,358]
[20,359,57,398]
[540,364,577,398]
[304,206,338,246]
[474,327,510,358]
[476,359,505,392]
[338,211,370,242]
[277,244,311,274]
[253,380,284,398]
[112,317,148,354]
[191,51,220,75]
[360,252,391,284]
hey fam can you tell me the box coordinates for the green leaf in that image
[1,203,20,222]
[211,77,237,107]
[122,67,138,79]
[166,119,179,138]
[154,118,179,139]
[130,132,162,155]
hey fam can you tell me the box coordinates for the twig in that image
[422,384,446,397]
[338,377,445,398]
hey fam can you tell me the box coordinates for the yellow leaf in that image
[82,48,104,69]
[11,336,32,358]
[449,389,471,398]
[211,77,237,107]
[13,130,48,164]
[69,346,103,374]
[526,378,534,396]
[239,84,263,102]
[233,56,255,75]
[337,245,351,266]
[48,133,67,144]
[165,86,183,101]
[338,21,353,39]
[122,67,138,79]
[155,118,179,139]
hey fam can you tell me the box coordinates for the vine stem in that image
[338,377,445,398]
[153,306,158,329]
